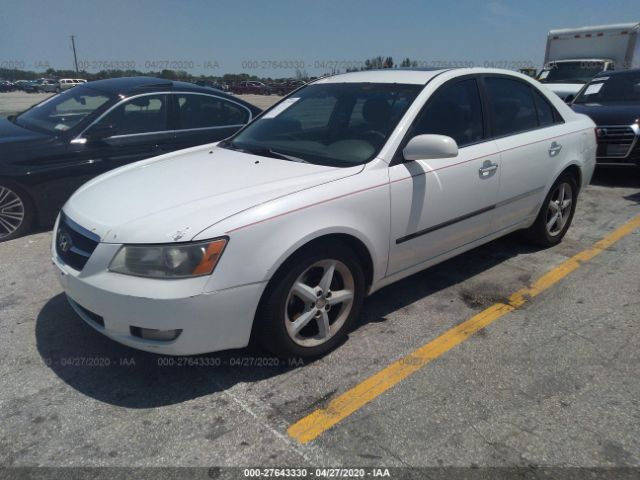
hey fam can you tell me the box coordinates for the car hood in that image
[0,117,51,145]
[571,103,640,126]
[543,83,583,99]
[64,144,363,243]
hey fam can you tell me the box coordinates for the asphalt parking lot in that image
[0,93,639,474]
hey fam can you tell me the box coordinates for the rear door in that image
[170,93,253,150]
[482,76,566,231]
[387,77,501,275]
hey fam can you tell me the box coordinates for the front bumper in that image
[52,243,266,356]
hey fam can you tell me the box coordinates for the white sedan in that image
[52,68,596,358]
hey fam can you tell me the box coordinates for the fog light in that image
[130,326,182,342]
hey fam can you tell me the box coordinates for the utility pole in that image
[70,35,79,73]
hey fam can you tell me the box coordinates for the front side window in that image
[99,94,169,135]
[485,77,538,136]
[13,86,113,134]
[176,94,249,129]
[411,78,484,147]
[223,82,422,167]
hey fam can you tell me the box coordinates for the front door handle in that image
[549,141,563,157]
[479,162,498,177]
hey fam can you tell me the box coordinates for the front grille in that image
[55,213,100,271]
[596,125,638,160]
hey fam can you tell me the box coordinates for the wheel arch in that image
[559,163,583,192]
[266,230,376,291]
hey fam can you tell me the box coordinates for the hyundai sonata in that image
[52,68,596,358]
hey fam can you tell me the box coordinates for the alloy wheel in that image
[0,186,25,239]
[545,182,573,236]
[284,259,355,347]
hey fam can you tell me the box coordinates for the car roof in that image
[81,76,261,113]
[594,68,640,77]
[312,67,538,85]
[84,76,174,93]
[313,68,448,85]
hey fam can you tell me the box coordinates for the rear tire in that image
[256,244,365,359]
[0,181,34,242]
[521,173,578,247]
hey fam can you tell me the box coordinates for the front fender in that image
[199,166,391,294]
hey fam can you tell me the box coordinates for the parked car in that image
[571,69,640,166]
[538,22,640,100]
[58,78,87,92]
[194,80,229,92]
[269,79,306,96]
[0,76,261,241]
[14,80,39,93]
[0,80,15,92]
[232,81,271,95]
[51,68,596,358]
[35,78,59,93]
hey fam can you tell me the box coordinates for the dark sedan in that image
[0,76,261,241]
[570,69,640,166]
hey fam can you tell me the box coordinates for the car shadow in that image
[36,233,537,409]
[354,234,538,327]
[590,165,640,190]
[35,294,300,408]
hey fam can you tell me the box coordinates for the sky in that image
[0,0,635,78]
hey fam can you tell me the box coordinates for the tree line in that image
[0,56,421,83]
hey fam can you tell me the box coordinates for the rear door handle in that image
[549,142,563,156]
[479,162,498,177]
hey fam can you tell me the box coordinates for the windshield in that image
[574,72,640,104]
[14,86,114,134]
[222,82,422,167]
[538,61,605,84]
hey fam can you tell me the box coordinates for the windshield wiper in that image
[219,141,310,163]
[267,149,310,163]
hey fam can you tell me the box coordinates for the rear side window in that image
[485,77,537,136]
[532,89,561,127]
[176,94,250,130]
[412,78,484,147]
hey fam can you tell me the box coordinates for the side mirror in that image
[564,94,575,104]
[84,123,116,141]
[403,134,458,161]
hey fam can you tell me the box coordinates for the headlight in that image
[109,238,227,279]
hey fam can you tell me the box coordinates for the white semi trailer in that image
[538,22,640,100]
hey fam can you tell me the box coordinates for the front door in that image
[66,93,174,191]
[387,77,501,275]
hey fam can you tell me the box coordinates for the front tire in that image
[0,181,34,242]
[256,244,365,358]
[521,173,578,247]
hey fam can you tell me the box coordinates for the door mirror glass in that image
[84,123,117,141]
[403,134,458,161]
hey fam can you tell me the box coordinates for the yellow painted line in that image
[288,214,640,444]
